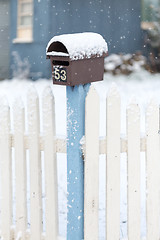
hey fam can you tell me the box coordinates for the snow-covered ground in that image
[0,69,160,239]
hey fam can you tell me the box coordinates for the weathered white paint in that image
[13,98,27,240]
[0,97,11,240]
[11,134,147,154]
[106,84,121,240]
[146,101,160,240]
[11,134,66,153]
[27,87,42,240]
[42,87,58,239]
[84,86,99,240]
[127,102,141,240]
[82,137,146,155]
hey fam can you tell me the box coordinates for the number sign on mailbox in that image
[53,66,67,82]
[46,32,108,86]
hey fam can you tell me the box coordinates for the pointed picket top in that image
[146,98,159,133]
[128,95,138,105]
[106,83,120,119]
[13,96,24,107]
[0,95,9,113]
[42,86,54,113]
[86,85,99,102]
[0,95,9,119]
[13,97,24,113]
[42,86,54,100]
[27,84,40,133]
[127,96,140,120]
[146,98,158,115]
[0,95,10,135]
[107,83,120,116]
[13,97,24,135]
[42,86,55,109]
[107,82,120,99]
[0,94,8,104]
[27,84,38,103]
[27,85,39,126]
[42,86,55,134]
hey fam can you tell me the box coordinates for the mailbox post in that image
[66,84,90,240]
[46,32,108,240]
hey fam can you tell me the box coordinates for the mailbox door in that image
[50,56,72,86]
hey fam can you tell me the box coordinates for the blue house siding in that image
[50,0,143,53]
[0,0,10,79]
[10,0,143,79]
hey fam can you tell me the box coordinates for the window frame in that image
[13,0,33,43]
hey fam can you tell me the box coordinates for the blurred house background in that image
[0,0,10,80]
[0,0,159,79]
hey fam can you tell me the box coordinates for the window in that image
[16,0,33,41]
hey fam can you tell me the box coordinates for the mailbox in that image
[46,32,108,86]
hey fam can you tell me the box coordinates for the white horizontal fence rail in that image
[84,85,160,240]
[4,131,148,154]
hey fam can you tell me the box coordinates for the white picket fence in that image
[84,85,160,240]
[0,84,160,240]
[0,86,63,240]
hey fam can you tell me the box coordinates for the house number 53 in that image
[54,67,67,82]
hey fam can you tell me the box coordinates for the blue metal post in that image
[67,84,90,240]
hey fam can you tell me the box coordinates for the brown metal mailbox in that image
[46,32,108,86]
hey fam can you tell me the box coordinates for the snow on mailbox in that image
[46,32,108,86]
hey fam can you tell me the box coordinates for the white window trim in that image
[13,0,33,43]
[12,38,33,43]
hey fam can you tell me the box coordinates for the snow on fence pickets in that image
[0,83,160,239]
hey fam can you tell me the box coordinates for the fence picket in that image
[42,87,58,240]
[27,87,42,240]
[106,84,121,240]
[13,98,27,240]
[127,101,141,240]
[84,86,99,240]
[146,100,160,240]
[0,97,12,240]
